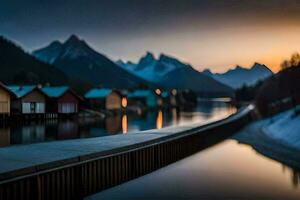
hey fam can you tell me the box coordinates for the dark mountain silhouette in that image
[33,35,149,89]
[33,40,63,64]
[203,63,273,89]
[256,65,300,116]
[158,66,234,97]
[0,36,67,85]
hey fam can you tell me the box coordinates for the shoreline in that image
[233,118,300,170]
[0,106,253,199]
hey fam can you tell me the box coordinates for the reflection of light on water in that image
[156,110,163,129]
[171,108,177,125]
[122,114,128,134]
[137,108,142,116]
[104,140,300,198]
[6,101,238,146]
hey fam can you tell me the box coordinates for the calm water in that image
[87,140,300,200]
[0,100,236,147]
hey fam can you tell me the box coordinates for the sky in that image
[1,0,300,73]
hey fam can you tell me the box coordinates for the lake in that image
[0,99,236,147]
[87,139,300,200]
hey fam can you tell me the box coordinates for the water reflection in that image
[57,120,79,139]
[90,140,300,199]
[171,108,179,125]
[156,111,163,129]
[105,115,121,134]
[12,125,45,145]
[0,100,235,146]
[122,114,128,134]
[0,128,10,147]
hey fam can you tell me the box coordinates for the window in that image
[59,103,76,113]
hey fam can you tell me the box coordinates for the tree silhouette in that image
[280,53,300,70]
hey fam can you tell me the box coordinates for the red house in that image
[41,86,81,114]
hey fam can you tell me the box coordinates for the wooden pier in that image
[0,105,254,200]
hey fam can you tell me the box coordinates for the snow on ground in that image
[262,107,300,150]
[233,106,300,169]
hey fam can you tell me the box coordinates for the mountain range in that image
[116,52,186,83]
[33,35,148,89]
[117,52,234,96]
[34,35,233,96]
[0,34,272,97]
[203,63,273,89]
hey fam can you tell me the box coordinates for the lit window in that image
[121,97,128,108]
[155,89,161,95]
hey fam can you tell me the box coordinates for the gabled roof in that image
[85,88,112,99]
[0,82,16,97]
[7,85,37,98]
[127,90,154,98]
[41,86,69,98]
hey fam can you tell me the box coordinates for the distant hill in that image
[0,36,68,85]
[33,35,149,89]
[158,67,234,96]
[256,66,300,116]
[203,63,273,89]
[117,52,234,97]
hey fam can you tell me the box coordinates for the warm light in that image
[171,89,177,96]
[171,108,177,124]
[122,114,128,134]
[155,89,161,95]
[156,110,163,129]
[137,108,142,116]
[121,97,127,108]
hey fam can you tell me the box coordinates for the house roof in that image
[127,90,154,98]
[7,86,37,98]
[41,86,69,98]
[0,82,16,97]
[85,88,112,99]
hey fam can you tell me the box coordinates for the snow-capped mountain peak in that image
[251,62,270,71]
[116,59,136,69]
[158,54,188,70]
[32,34,147,88]
[33,34,98,63]
[116,52,194,83]
[32,41,63,64]
[60,35,94,59]
[135,52,156,71]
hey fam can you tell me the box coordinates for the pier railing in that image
[0,105,255,200]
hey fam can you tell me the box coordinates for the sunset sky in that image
[1,0,300,73]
